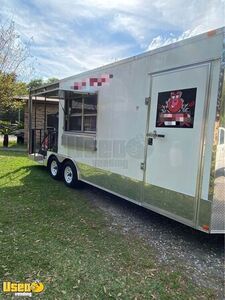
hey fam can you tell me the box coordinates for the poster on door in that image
[156,88,197,128]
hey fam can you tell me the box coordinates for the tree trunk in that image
[3,134,8,147]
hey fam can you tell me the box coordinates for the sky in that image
[0,0,224,81]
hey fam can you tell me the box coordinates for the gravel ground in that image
[83,184,224,299]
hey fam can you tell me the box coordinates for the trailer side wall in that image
[57,29,224,231]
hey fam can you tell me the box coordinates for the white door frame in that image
[142,61,212,227]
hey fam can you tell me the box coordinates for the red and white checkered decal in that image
[71,74,113,90]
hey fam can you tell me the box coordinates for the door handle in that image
[147,130,165,139]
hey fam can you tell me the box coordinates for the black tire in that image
[62,160,79,188]
[47,156,62,180]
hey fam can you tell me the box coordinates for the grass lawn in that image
[0,151,215,299]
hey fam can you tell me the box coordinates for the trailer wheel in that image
[63,160,79,188]
[48,156,62,180]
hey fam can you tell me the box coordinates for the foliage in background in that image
[0,120,22,147]
[0,20,31,75]
[0,74,59,116]
[0,20,58,115]
[0,20,31,112]
[0,72,27,111]
[27,77,59,90]
[0,120,18,134]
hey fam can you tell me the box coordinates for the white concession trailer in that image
[29,28,225,233]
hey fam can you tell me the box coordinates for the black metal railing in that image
[31,128,58,156]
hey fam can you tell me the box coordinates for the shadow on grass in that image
[0,150,224,256]
[0,149,27,157]
[1,163,220,299]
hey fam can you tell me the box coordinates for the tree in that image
[0,21,30,111]
[0,121,18,147]
[0,20,32,112]
[0,72,27,111]
[27,78,44,90]
[46,77,58,84]
[0,20,31,75]
[27,77,59,90]
[0,20,32,146]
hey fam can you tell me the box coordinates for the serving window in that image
[65,92,97,133]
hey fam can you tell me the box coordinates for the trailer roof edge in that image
[60,26,225,83]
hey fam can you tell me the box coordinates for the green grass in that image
[8,142,27,150]
[0,151,215,299]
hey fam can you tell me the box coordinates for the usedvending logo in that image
[2,280,44,297]
[156,88,197,128]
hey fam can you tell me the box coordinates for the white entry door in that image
[145,63,210,197]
